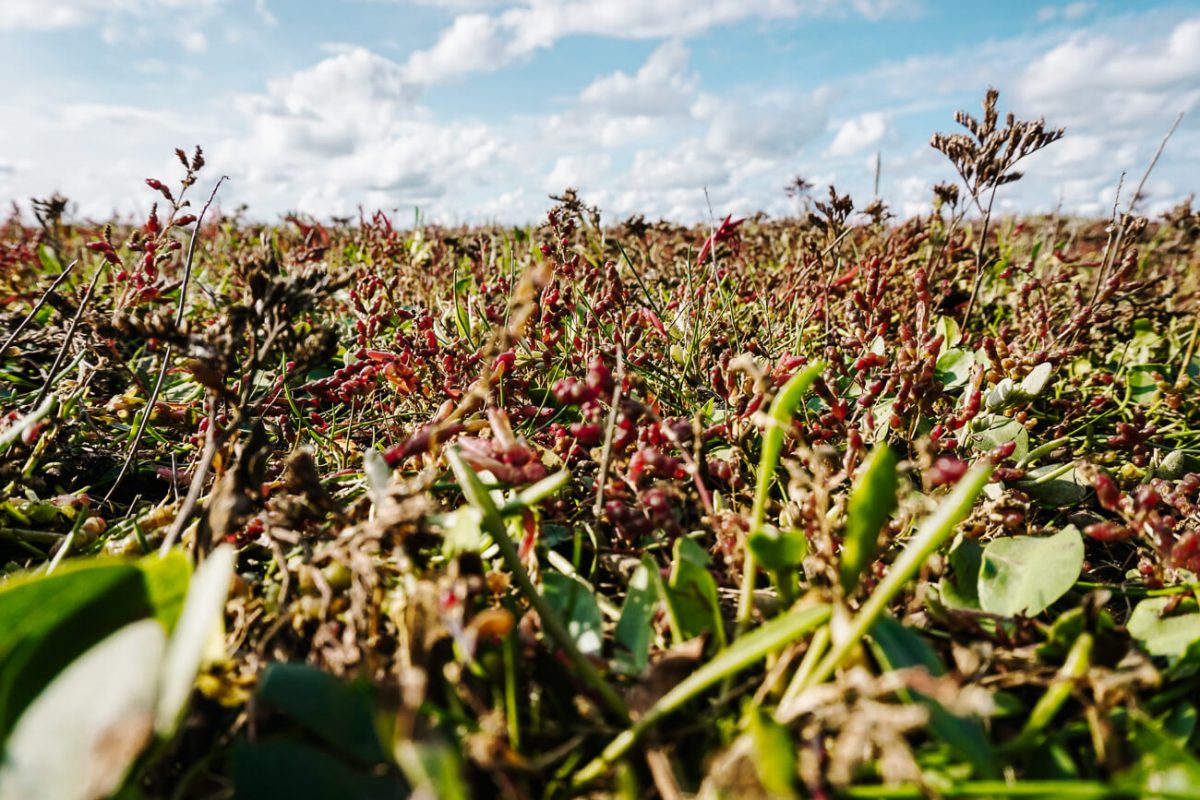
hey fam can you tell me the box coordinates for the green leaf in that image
[1037,606,1117,662]
[1017,464,1089,507]
[746,526,808,573]
[939,536,983,610]
[1127,366,1161,405]
[840,444,898,593]
[233,740,407,800]
[572,604,831,788]
[156,545,236,734]
[395,741,468,800]
[742,362,824,624]
[935,348,975,389]
[0,561,151,743]
[799,462,994,693]
[869,615,997,778]
[1019,362,1053,397]
[968,414,1029,461]
[978,526,1083,617]
[615,558,659,673]
[256,663,389,764]
[665,537,723,644]
[1127,597,1200,658]
[0,619,166,800]
[1121,712,1200,800]
[541,572,604,657]
[747,707,798,798]
[137,548,192,635]
[870,614,944,676]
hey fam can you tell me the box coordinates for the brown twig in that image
[105,176,227,503]
[1,259,79,356]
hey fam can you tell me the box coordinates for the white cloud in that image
[696,90,827,158]
[545,154,612,192]
[828,111,889,156]
[579,40,694,117]
[0,0,224,30]
[1016,18,1200,128]
[214,48,510,216]
[253,0,278,26]
[403,0,912,84]
[179,30,207,53]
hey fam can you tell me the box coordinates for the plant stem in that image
[790,462,993,696]
[572,603,830,789]
[842,780,1146,799]
[738,362,825,631]
[447,447,630,722]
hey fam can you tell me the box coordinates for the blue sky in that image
[1,0,1197,223]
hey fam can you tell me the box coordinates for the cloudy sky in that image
[1,0,1197,224]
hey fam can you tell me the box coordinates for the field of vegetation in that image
[1,91,1199,799]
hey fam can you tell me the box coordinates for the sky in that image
[0,0,1198,225]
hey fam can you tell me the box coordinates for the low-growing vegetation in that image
[1,90,1199,798]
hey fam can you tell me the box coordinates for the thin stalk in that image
[572,603,830,789]
[0,259,79,356]
[1011,631,1092,747]
[842,780,1148,799]
[31,262,106,411]
[447,447,629,722]
[738,362,826,631]
[105,176,227,502]
[779,623,830,708]
[791,462,993,695]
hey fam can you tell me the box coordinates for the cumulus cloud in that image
[578,40,694,117]
[1016,17,1200,127]
[828,112,889,156]
[404,0,911,84]
[214,48,509,216]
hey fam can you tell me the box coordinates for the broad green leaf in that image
[138,548,192,635]
[256,663,388,764]
[1127,597,1200,658]
[665,537,723,644]
[935,348,975,389]
[541,572,604,657]
[840,444,898,593]
[615,558,659,673]
[1019,362,1053,397]
[978,526,1083,617]
[1126,318,1165,364]
[870,614,944,676]
[968,415,1029,461]
[939,536,982,610]
[233,740,407,800]
[747,526,808,573]
[156,545,235,734]
[748,707,798,798]
[1127,366,1161,405]
[1018,463,1089,507]
[0,561,149,743]
[934,315,962,349]
[0,619,166,800]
